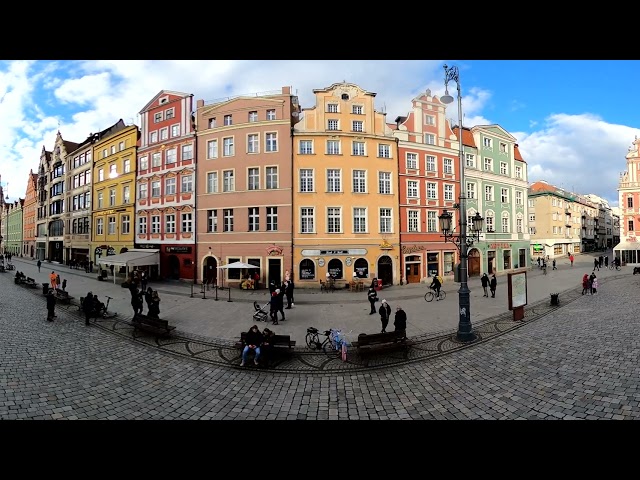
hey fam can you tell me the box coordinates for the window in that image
[485,215,494,232]
[328,119,339,131]
[352,120,363,132]
[207,210,217,232]
[516,191,523,205]
[165,177,176,195]
[327,140,340,155]
[266,109,276,120]
[223,170,234,192]
[629,220,634,232]
[138,184,147,199]
[266,133,277,152]
[122,159,130,173]
[353,207,367,233]
[266,167,278,189]
[500,162,508,175]
[266,207,277,231]
[516,218,523,233]
[500,142,507,153]
[327,169,341,192]
[224,115,232,126]
[301,207,314,233]
[150,132,159,144]
[628,197,634,208]
[407,180,418,198]
[181,213,193,233]
[380,208,392,233]
[152,152,161,167]
[152,181,160,197]
[109,188,116,206]
[297,169,314,193]
[223,209,234,232]
[501,188,509,203]
[327,104,338,113]
[379,172,391,194]
[327,207,341,233]
[529,199,535,207]
[427,183,437,199]
[248,111,258,122]
[109,164,117,177]
[443,158,453,174]
[378,144,391,158]
[467,182,475,199]
[208,118,216,128]
[181,175,193,193]
[248,134,259,153]
[165,214,176,233]
[483,137,492,148]
[529,214,535,222]
[299,259,315,280]
[408,210,419,232]
[139,156,148,170]
[352,105,362,114]
[166,148,177,164]
[515,165,522,179]
[426,155,436,172]
[425,114,435,125]
[424,134,435,145]
[206,172,218,193]
[223,137,234,156]
[110,145,116,155]
[248,168,259,190]
[444,184,454,201]
[406,153,417,170]
[165,109,174,120]
[299,140,313,154]
[96,218,104,235]
[154,112,162,123]
[98,169,104,181]
[123,185,130,204]
[248,207,260,232]
[160,128,168,141]
[465,154,475,168]
[552,198,557,206]
[108,216,116,234]
[182,144,193,160]
[352,142,365,156]
[353,170,366,193]
[484,158,492,171]
[207,140,218,159]
[171,125,180,137]
[427,211,437,232]
[502,215,510,233]
[485,185,493,201]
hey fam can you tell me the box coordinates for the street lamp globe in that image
[440,89,455,105]
[438,210,453,233]
[472,212,484,233]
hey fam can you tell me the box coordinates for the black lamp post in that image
[439,63,485,342]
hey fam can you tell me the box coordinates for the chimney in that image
[282,86,291,95]
[197,99,204,108]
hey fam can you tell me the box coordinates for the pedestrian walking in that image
[284,279,294,309]
[46,289,56,322]
[480,273,489,297]
[593,258,599,271]
[394,305,407,333]
[590,273,598,295]
[599,256,603,268]
[581,273,589,295]
[89,260,93,273]
[83,291,94,325]
[367,286,378,314]
[149,291,161,318]
[552,259,557,270]
[378,299,391,333]
[56,274,61,288]
[37,259,41,272]
[61,279,67,291]
[604,256,609,268]
[140,271,147,291]
[49,271,57,290]
[569,254,574,267]
[489,274,497,298]
[276,287,286,321]
[269,290,279,325]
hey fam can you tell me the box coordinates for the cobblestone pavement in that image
[1,264,640,419]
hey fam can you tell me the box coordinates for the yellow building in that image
[90,120,139,266]
[292,82,400,288]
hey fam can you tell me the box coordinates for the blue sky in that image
[0,60,638,207]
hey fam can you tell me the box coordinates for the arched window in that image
[299,259,315,280]
[327,259,343,279]
[354,258,368,278]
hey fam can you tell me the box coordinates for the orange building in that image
[22,170,38,257]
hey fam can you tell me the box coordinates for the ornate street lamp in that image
[439,64,485,342]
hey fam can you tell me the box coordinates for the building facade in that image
[453,125,529,276]
[292,82,399,288]
[6,199,24,255]
[393,89,459,283]
[584,193,612,249]
[614,135,640,265]
[136,90,196,280]
[23,170,38,258]
[0,202,7,253]
[195,86,299,287]
[35,147,52,261]
[90,120,137,267]
[611,206,621,246]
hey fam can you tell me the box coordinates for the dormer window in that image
[159,96,169,105]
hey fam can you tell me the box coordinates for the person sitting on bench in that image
[240,325,263,367]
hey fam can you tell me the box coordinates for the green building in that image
[7,199,24,255]
[453,125,530,277]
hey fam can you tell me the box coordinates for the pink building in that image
[194,87,300,288]
[615,135,640,265]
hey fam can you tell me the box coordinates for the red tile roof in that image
[452,126,476,147]
[514,144,526,163]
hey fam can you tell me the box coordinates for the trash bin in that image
[550,293,560,306]
[42,283,49,295]
[454,263,461,283]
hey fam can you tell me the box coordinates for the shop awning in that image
[97,249,160,283]
[613,241,640,251]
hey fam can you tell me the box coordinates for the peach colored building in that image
[616,135,640,265]
[194,87,300,287]
[22,170,38,257]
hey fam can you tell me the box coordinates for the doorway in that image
[168,255,180,280]
[268,258,282,286]
[377,255,393,286]
[468,248,480,277]
[487,250,495,275]
[204,257,217,285]
[405,255,421,284]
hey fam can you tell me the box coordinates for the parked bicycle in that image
[306,327,351,360]
[424,286,446,302]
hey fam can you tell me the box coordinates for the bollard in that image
[190,283,194,298]
[227,287,232,302]
[214,285,218,301]
[202,283,206,299]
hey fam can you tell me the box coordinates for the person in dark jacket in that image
[46,289,56,322]
[490,274,497,298]
[394,305,407,333]
[241,325,264,367]
[260,327,275,367]
[284,280,294,309]
[148,290,161,318]
[367,286,377,314]
[379,299,391,333]
[480,273,489,297]
[269,290,279,325]
[83,292,95,325]
[144,287,153,313]
[276,287,286,321]
[37,259,41,272]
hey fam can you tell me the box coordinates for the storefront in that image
[471,240,530,277]
[400,244,457,284]
[136,243,194,281]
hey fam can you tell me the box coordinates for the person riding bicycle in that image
[430,275,442,300]
[615,256,621,268]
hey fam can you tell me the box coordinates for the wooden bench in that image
[131,313,176,336]
[234,331,296,350]
[54,289,74,304]
[352,330,409,356]
[24,277,38,288]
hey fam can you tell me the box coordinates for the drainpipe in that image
[396,136,403,285]
[191,96,198,288]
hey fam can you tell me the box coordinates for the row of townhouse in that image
[5,80,625,287]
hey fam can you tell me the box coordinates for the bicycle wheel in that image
[439,290,447,300]
[305,333,319,349]
[341,342,347,362]
[424,291,435,302]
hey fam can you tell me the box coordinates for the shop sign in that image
[489,243,511,249]
[135,243,160,249]
[266,245,283,256]
[165,246,192,254]
[401,245,426,254]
